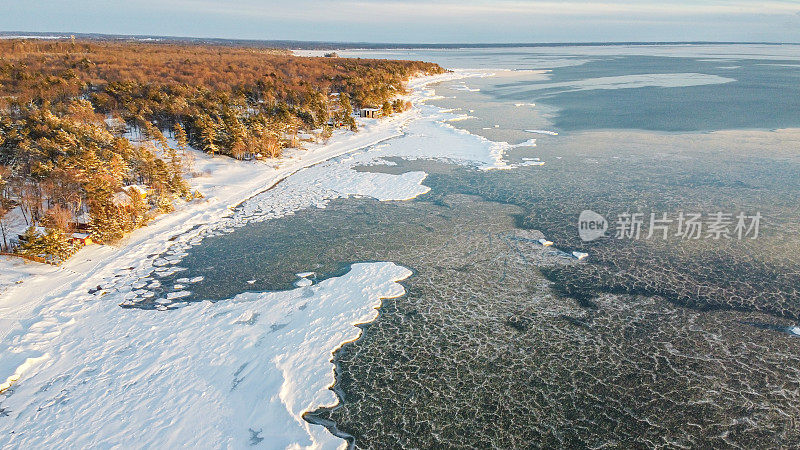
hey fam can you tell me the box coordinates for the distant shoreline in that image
[1,31,797,49]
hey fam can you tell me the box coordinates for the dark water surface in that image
[147,46,800,448]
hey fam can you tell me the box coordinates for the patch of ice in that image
[525,129,559,136]
[572,251,589,260]
[166,290,191,300]
[0,262,411,449]
[523,73,735,94]
[450,83,480,92]
[512,138,538,148]
[294,278,313,287]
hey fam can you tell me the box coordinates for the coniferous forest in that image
[0,39,444,260]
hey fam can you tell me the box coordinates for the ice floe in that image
[572,251,589,260]
[525,129,559,136]
[294,278,313,287]
[450,82,480,92]
[522,73,735,94]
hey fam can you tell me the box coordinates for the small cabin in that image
[359,108,381,119]
[70,232,93,246]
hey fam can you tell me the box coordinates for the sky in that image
[2,0,800,43]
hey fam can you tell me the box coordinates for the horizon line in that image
[1,31,798,49]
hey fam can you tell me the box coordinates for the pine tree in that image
[200,120,218,157]
[18,226,43,256]
[174,123,189,154]
[40,228,71,262]
[338,94,357,131]
[173,122,194,175]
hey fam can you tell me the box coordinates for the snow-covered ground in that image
[1,261,411,449]
[0,70,550,449]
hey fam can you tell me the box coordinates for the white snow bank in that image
[0,262,411,449]
[0,354,49,393]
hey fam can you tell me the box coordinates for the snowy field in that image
[0,70,550,448]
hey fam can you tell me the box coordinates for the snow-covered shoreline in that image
[0,71,483,449]
[0,71,466,301]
